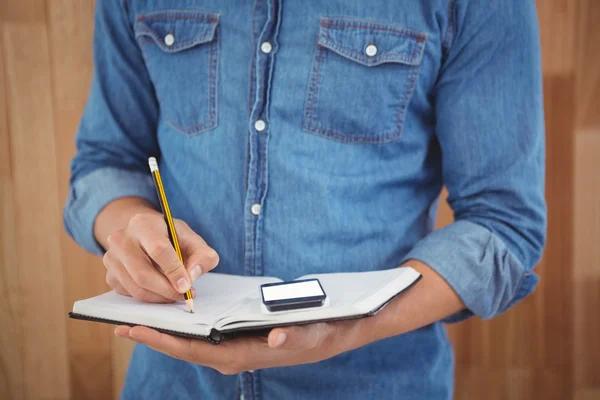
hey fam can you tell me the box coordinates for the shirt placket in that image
[241,0,281,399]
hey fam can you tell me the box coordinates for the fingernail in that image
[177,277,191,293]
[274,332,287,348]
[190,265,202,282]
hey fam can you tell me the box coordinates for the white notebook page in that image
[73,273,279,331]
[215,267,419,329]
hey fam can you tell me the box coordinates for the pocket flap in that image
[318,18,427,67]
[135,10,219,53]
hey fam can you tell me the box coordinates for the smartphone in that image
[260,279,327,312]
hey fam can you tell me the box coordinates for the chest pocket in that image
[303,18,427,144]
[135,11,219,136]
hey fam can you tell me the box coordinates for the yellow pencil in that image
[148,157,194,313]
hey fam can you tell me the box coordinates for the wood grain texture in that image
[537,0,577,75]
[0,0,47,23]
[576,389,600,400]
[573,132,600,393]
[111,338,134,399]
[44,1,114,398]
[537,75,576,399]
[0,27,25,400]
[2,22,70,399]
[576,0,600,129]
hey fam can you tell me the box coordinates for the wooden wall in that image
[0,1,598,399]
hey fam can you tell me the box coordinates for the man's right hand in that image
[95,198,220,303]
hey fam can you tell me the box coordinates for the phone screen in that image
[261,280,325,302]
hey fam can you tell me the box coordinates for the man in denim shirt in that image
[65,0,546,398]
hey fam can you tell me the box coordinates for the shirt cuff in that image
[63,167,159,255]
[401,220,539,321]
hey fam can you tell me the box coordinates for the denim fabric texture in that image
[64,0,546,399]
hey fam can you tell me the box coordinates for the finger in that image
[127,326,224,366]
[111,235,185,301]
[131,224,192,294]
[106,252,175,303]
[268,323,336,350]
[106,270,129,296]
[114,325,131,338]
[111,276,194,300]
[176,222,220,281]
[127,327,291,373]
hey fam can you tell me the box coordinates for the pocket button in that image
[164,33,175,47]
[365,44,378,57]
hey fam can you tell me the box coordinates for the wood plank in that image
[537,75,576,398]
[0,26,25,400]
[2,22,70,399]
[575,389,600,400]
[455,368,534,400]
[434,188,452,230]
[44,1,113,399]
[111,338,134,399]
[537,0,577,76]
[487,294,539,368]
[534,369,573,400]
[573,132,600,391]
[0,0,47,23]
[576,0,600,129]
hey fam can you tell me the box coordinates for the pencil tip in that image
[185,298,194,314]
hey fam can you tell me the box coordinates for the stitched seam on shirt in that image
[245,371,252,400]
[254,369,262,400]
[442,0,458,50]
[308,47,324,133]
[209,28,217,128]
[165,116,214,133]
[320,22,427,42]
[304,26,424,143]
[320,39,417,66]
[321,20,418,65]
[136,29,214,51]
[248,0,259,116]
[161,35,218,135]
[394,39,422,139]
[137,15,218,23]
[313,28,398,141]
[212,28,218,126]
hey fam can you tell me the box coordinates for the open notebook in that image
[69,267,421,344]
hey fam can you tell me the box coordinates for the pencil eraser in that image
[148,157,158,172]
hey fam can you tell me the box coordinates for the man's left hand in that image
[114,317,372,374]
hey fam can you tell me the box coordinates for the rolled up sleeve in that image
[64,168,158,255]
[402,0,546,320]
[64,0,160,255]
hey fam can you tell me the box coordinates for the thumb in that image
[268,323,336,350]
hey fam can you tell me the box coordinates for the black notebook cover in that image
[68,274,420,345]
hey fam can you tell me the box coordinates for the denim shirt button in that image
[251,203,262,215]
[260,41,272,54]
[365,44,378,57]
[164,33,175,47]
[255,119,266,131]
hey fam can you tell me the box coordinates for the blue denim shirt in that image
[64,0,546,398]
